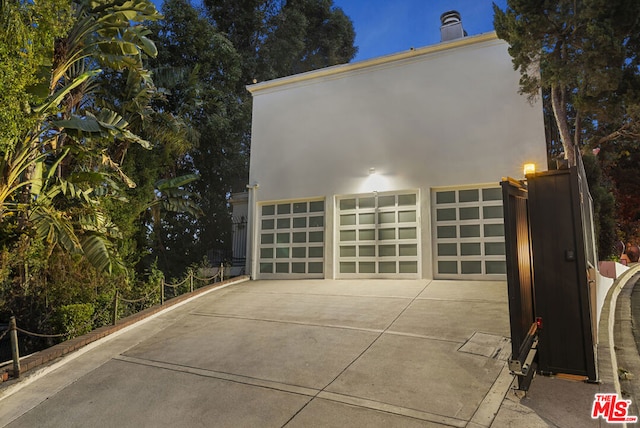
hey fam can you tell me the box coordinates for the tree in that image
[599,143,640,244]
[260,0,358,79]
[148,0,357,275]
[146,0,242,276]
[0,0,73,151]
[1,0,163,273]
[203,0,357,255]
[493,0,640,166]
[494,0,640,250]
[0,0,183,347]
[582,153,617,258]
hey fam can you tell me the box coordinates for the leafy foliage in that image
[0,0,358,352]
[259,0,358,79]
[0,0,73,150]
[148,0,357,276]
[494,0,640,166]
[52,303,95,337]
[494,0,640,245]
[0,0,192,349]
[582,153,617,258]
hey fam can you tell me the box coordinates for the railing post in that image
[220,263,224,282]
[190,273,193,293]
[112,289,119,325]
[161,278,165,305]
[9,316,20,379]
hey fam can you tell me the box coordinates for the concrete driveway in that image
[0,279,513,427]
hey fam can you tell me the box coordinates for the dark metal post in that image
[112,290,119,325]
[9,316,20,378]
[161,278,165,305]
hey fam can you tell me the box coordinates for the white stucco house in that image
[240,14,547,281]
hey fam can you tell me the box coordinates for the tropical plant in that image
[1,0,162,274]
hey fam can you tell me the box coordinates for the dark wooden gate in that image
[527,167,597,381]
[501,177,537,390]
[501,157,598,388]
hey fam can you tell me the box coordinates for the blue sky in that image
[333,0,508,61]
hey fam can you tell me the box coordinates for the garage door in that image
[258,199,325,278]
[337,191,420,278]
[432,186,506,279]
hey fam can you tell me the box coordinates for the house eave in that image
[247,31,499,95]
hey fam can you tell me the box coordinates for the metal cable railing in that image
[160,265,225,303]
[15,327,69,339]
[1,264,230,381]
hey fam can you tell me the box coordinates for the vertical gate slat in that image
[501,178,535,390]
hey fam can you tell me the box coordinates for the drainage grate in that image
[458,332,510,361]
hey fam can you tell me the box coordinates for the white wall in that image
[230,192,248,220]
[247,33,548,279]
[249,34,546,201]
[596,262,630,329]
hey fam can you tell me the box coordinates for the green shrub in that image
[52,303,95,338]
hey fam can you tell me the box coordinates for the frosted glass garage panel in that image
[378,212,395,224]
[293,202,307,213]
[262,205,275,216]
[337,191,420,278]
[379,245,396,257]
[360,213,375,224]
[399,261,418,273]
[433,186,506,279]
[399,211,416,222]
[438,243,457,256]
[340,199,356,210]
[360,245,375,257]
[258,199,325,278]
[359,197,375,208]
[340,246,356,257]
[341,214,356,225]
[341,230,356,241]
[459,189,479,202]
[399,244,418,256]
[436,191,455,204]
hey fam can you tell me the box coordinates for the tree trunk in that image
[550,83,576,166]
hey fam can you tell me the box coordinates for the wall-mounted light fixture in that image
[360,166,391,193]
[523,163,536,176]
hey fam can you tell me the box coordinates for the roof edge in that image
[247,31,499,94]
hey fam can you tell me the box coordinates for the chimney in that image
[440,10,467,42]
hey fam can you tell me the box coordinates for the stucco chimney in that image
[440,10,467,42]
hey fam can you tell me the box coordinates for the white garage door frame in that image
[335,190,421,279]
[431,184,507,280]
[256,198,325,279]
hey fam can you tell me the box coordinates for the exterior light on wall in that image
[523,163,536,176]
[360,167,390,193]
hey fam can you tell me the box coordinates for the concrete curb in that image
[612,266,640,426]
[0,276,250,400]
[598,263,640,428]
[468,363,514,428]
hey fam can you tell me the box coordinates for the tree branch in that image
[596,122,638,145]
[551,83,576,165]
